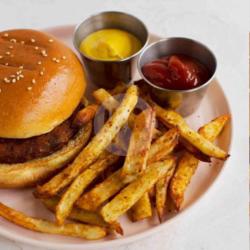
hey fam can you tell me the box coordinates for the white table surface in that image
[0,0,249,249]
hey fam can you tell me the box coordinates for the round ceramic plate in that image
[0,25,232,249]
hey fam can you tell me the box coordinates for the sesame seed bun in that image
[0,29,86,138]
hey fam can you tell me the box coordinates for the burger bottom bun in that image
[0,122,92,189]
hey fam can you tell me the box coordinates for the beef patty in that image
[0,108,81,164]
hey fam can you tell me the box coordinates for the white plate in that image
[0,25,232,249]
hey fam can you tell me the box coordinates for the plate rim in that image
[0,24,233,250]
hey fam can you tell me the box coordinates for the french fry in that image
[41,197,107,227]
[93,88,135,128]
[198,115,230,141]
[100,157,175,223]
[129,193,152,221]
[93,88,119,113]
[169,153,200,210]
[119,109,155,218]
[0,122,92,189]
[72,104,98,127]
[93,88,128,152]
[109,82,128,95]
[93,88,162,138]
[0,202,106,240]
[147,128,179,164]
[36,85,138,198]
[121,108,155,183]
[150,100,229,160]
[56,152,119,225]
[130,129,179,217]
[77,128,178,211]
[41,197,123,235]
[131,129,178,221]
[76,168,125,211]
[155,166,175,222]
[170,115,230,210]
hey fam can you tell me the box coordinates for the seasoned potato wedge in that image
[56,152,119,225]
[156,166,175,222]
[0,202,106,240]
[170,115,230,210]
[148,128,179,164]
[41,197,107,227]
[36,85,138,197]
[129,193,152,222]
[77,128,178,211]
[76,168,125,211]
[100,157,175,223]
[93,88,162,138]
[121,108,155,183]
[73,104,98,127]
[93,88,120,113]
[198,115,230,141]
[129,128,179,220]
[150,99,229,160]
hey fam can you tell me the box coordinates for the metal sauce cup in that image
[73,11,148,89]
[138,37,217,116]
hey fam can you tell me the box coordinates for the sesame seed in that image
[31,38,36,43]
[19,65,24,69]
[32,79,36,84]
[40,71,44,76]
[5,51,10,55]
[21,41,25,45]
[10,38,17,43]
[4,77,10,83]
[52,57,57,61]
[56,59,60,63]
[12,79,16,83]
[35,46,39,50]
[19,74,24,78]
[0,89,1,93]
[41,50,48,56]
[27,86,32,91]
[62,56,66,60]
[5,63,8,66]
[37,61,42,65]
[10,75,16,78]
[3,33,8,37]
[8,45,13,49]
[0,56,3,59]
[16,70,22,75]
[49,39,54,43]
[17,76,20,80]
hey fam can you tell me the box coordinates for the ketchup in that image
[142,54,210,90]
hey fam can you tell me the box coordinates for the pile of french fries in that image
[0,83,230,240]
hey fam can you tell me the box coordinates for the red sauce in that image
[142,54,210,90]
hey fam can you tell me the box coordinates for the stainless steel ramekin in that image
[138,37,217,116]
[73,11,149,89]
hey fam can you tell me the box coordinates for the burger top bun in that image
[0,29,86,139]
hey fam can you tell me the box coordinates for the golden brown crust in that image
[0,29,86,138]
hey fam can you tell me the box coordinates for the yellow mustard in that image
[79,29,142,61]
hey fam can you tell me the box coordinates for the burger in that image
[0,29,93,188]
